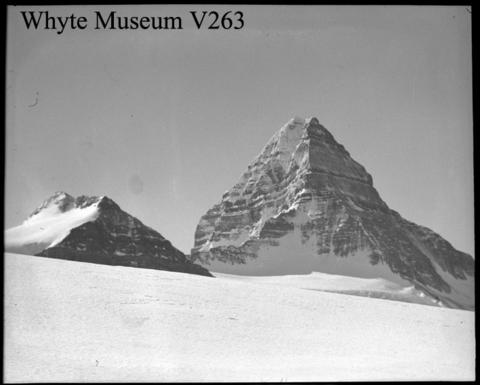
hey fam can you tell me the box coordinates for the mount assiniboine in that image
[191,117,474,309]
[5,192,211,277]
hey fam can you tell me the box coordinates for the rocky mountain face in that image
[6,192,212,277]
[191,117,474,309]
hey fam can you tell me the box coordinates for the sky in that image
[5,5,473,256]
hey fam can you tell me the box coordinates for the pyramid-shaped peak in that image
[75,194,104,209]
[281,116,333,140]
[286,116,322,127]
[96,195,121,211]
[6,192,212,277]
[191,116,474,309]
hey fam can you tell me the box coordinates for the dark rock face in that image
[191,117,474,309]
[31,194,212,277]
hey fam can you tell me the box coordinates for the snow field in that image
[4,253,475,382]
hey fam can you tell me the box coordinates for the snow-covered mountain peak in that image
[7,192,115,254]
[191,117,475,310]
[5,193,212,277]
[27,192,110,222]
[28,191,76,219]
[289,115,306,125]
[7,194,101,255]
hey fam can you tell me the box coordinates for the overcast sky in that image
[6,5,473,256]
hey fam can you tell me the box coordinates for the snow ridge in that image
[5,193,102,255]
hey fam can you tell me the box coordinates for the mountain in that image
[190,117,474,309]
[5,192,212,277]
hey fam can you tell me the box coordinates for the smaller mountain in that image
[5,192,212,277]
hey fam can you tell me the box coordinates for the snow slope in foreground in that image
[4,253,475,382]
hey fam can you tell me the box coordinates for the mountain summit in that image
[5,192,212,277]
[191,117,474,309]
